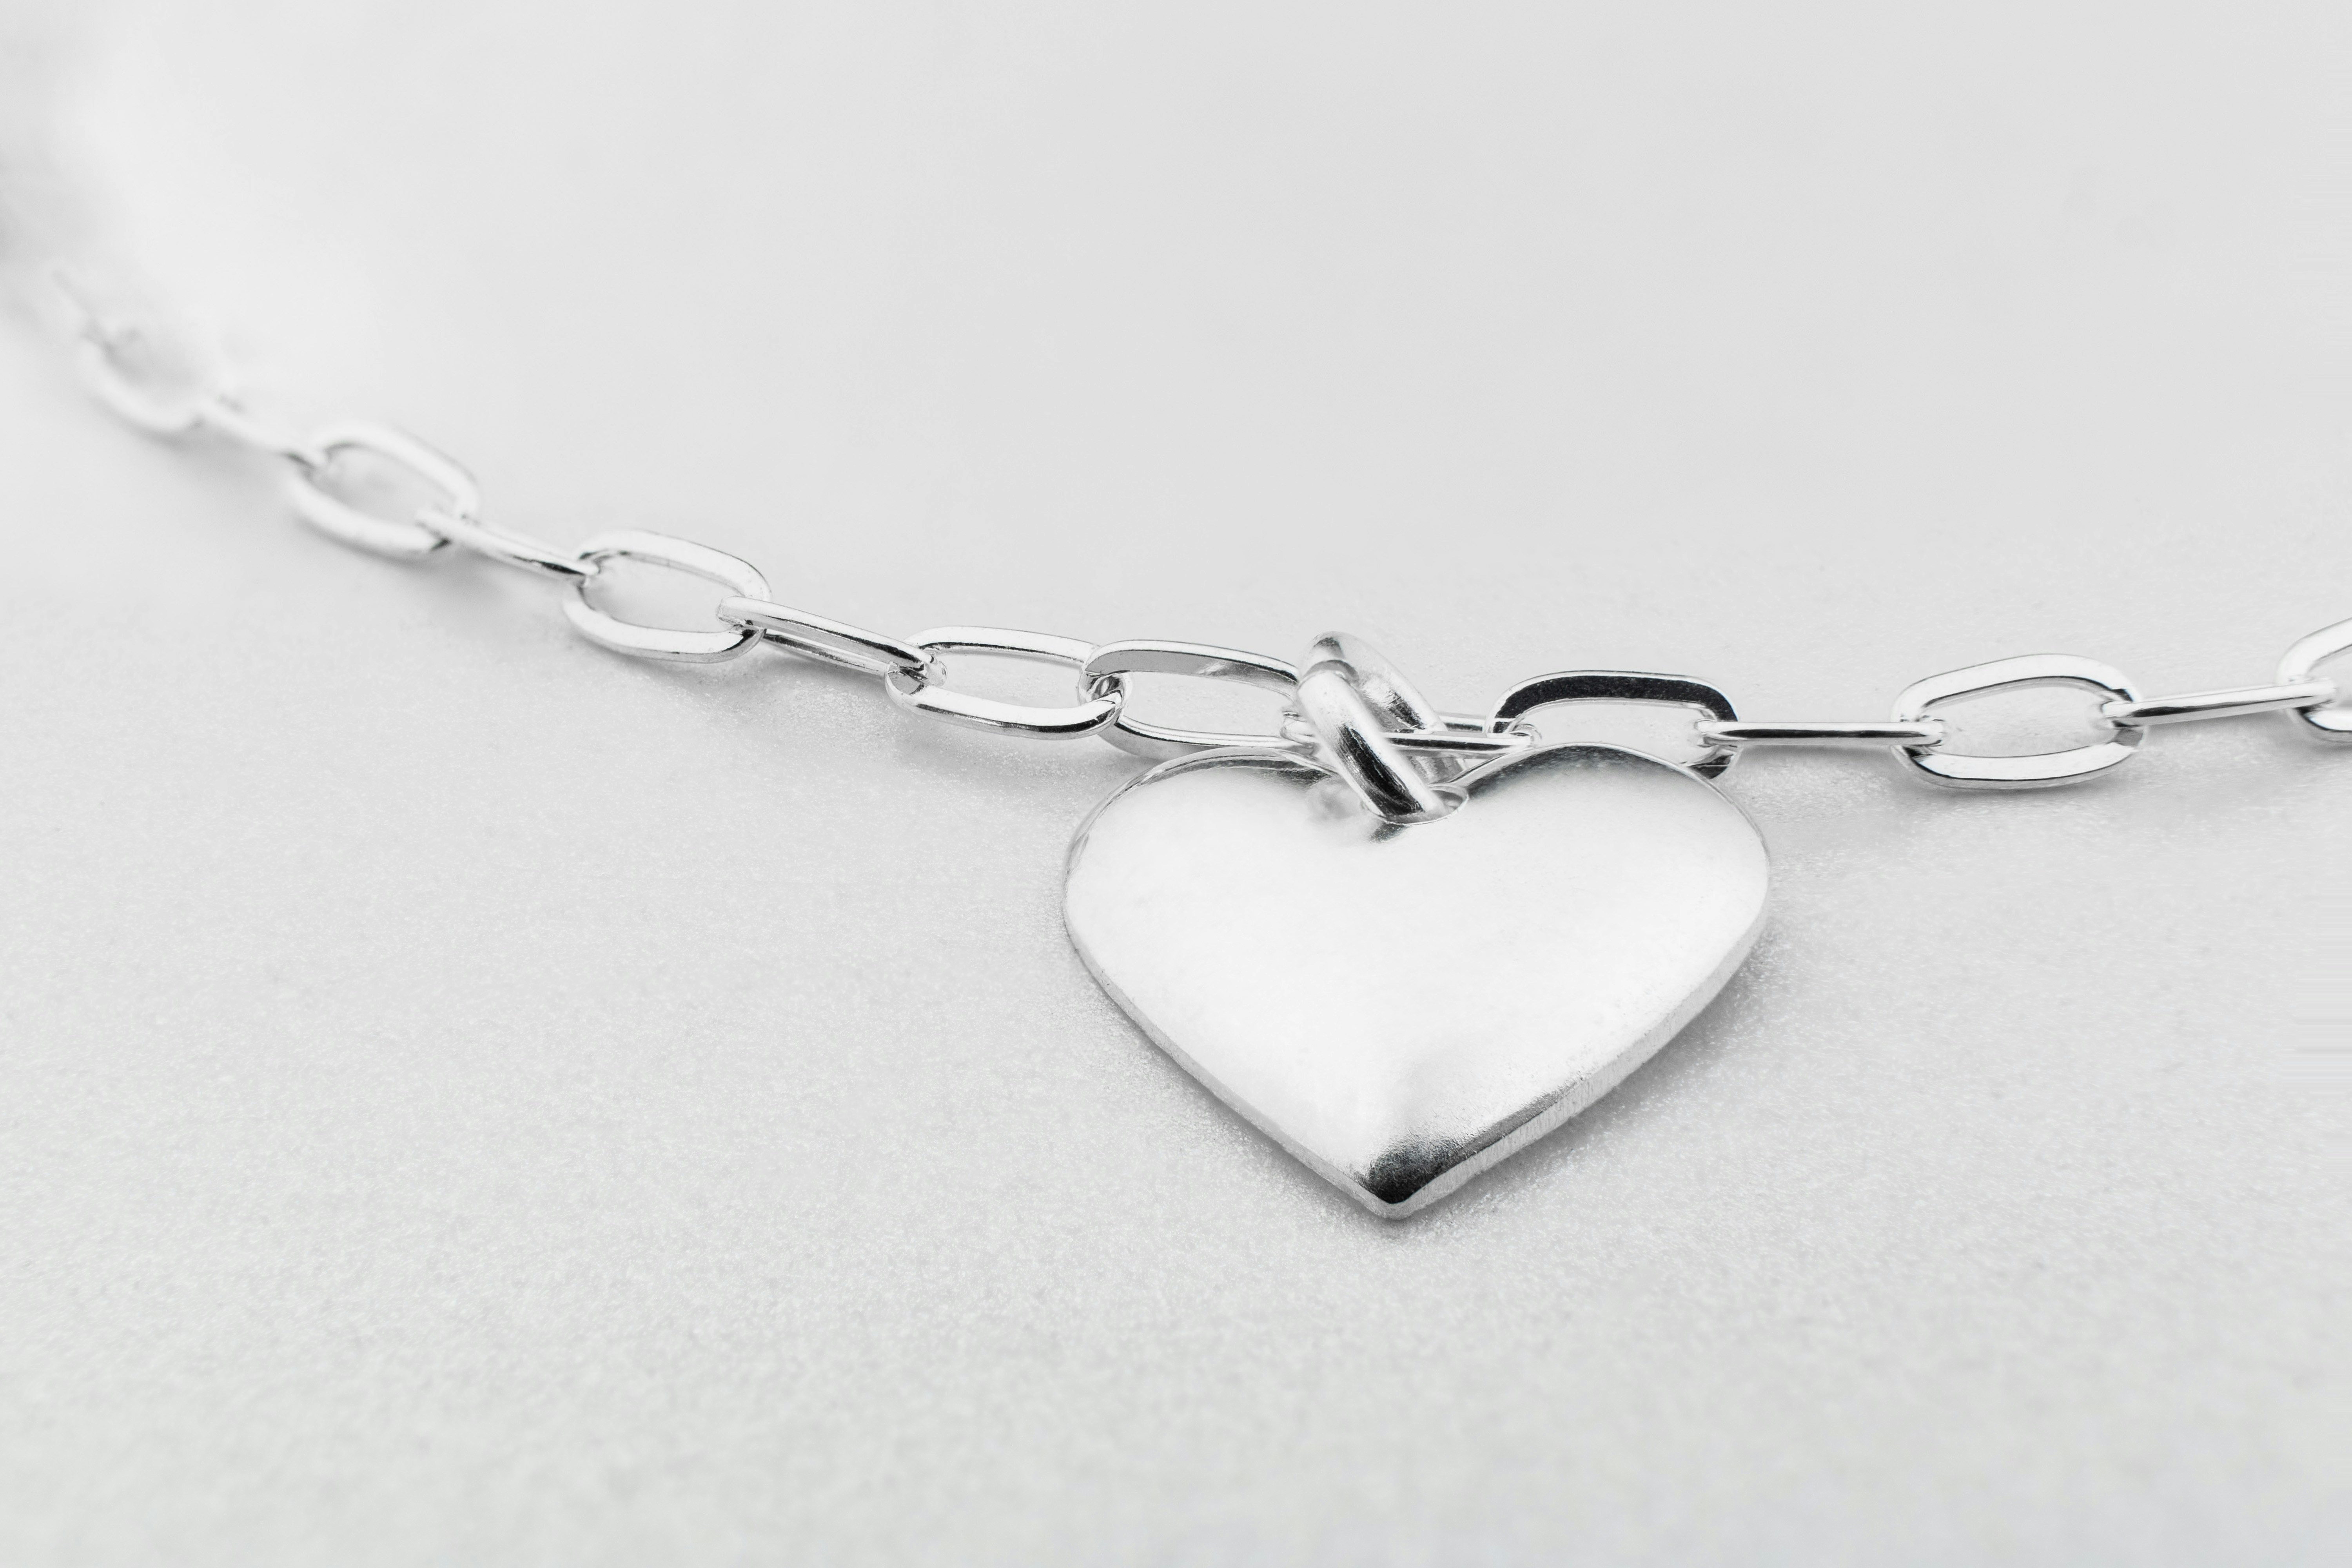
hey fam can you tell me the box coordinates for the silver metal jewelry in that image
[33,263,2352,1217]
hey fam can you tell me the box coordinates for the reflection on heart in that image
[1064,744,1770,1216]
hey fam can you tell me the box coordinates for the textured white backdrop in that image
[2,2,2347,1563]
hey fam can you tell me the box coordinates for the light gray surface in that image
[2,2,2347,1563]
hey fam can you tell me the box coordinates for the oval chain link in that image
[564,531,769,663]
[1890,655,2144,789]
[882,628,1126,739]
[1492,670,1741,779]
[55,268,217,438]
[1080,639,1303,760]
[283,422,474,561]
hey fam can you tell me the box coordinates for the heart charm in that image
[1064,743,1770,1216]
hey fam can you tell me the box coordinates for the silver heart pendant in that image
[1064,743,1770,1216]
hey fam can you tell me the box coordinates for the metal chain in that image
[46,273,2352,817]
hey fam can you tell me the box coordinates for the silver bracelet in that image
[42,263,2352,1218]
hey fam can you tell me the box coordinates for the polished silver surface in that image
[1300,632,1443,732]
[1081,638,1302,760]
[1276,713,1532,755]
[717,596,934,681]
[1064,742,1771,1216]
[2101,680,2336,728]
[1494,670,1740,777]
[562,529,769,662]
[1301,631,1475,785]
[1387,724,1534,757]
[2276,616,2352,742]
[282,421,474,560]
[419,505,597,584]
[882,626,1126,738]
[1292,666,1461,824]
[1891,653,2142,789]
[1697,719,1947,750]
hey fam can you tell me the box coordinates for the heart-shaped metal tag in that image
[1064,743,1770,1216]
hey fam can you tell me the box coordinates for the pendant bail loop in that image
[1293,633,1466,825]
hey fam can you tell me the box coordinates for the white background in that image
[2,2,2347,1562]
